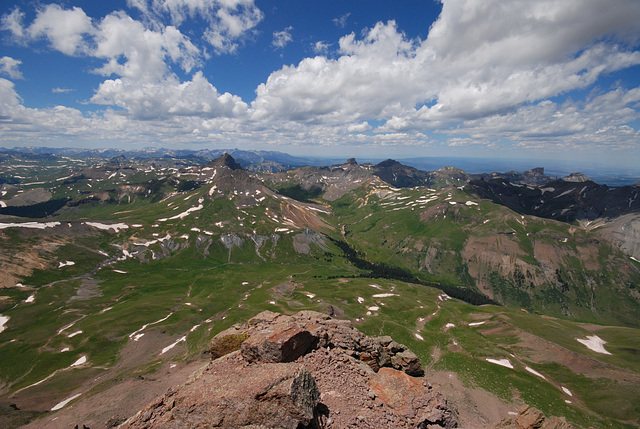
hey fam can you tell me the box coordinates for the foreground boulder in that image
[121,310,458,428]
[497,405,574,429]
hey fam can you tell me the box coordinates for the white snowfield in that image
[161,336,186,354]
[562,386,573,396]
[372,293,398,298]
[128,312,173,340]
[71,355,87,367]
[525,366,547,380]
[24,293,36,303]
[57,261,75,268]
[0,221,61,230]
[84,222,129,232]
[0,315,9,333]
[576,335,612,355]
[468,321,486,326]
[51,393,82,411]
[486,358,514,369]
[158,203,203,222]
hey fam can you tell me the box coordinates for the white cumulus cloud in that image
[91,71,248,120]
[128,0,263,54]
[0,56,23,79]
[272,26,293,49]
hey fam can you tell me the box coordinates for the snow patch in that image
[113,269,127,274]
[445,323,455,328]
[61,347,70,352]
[465,201,478,206]
[486,358,513,369]
[161,336,186,354]
[24,293,36,303]
[158,204,203,222]
[129,312,173,340]
[561,386,573,396]
[415,333,424,341]
[58,261,75,268]
[468,321,485,327]
[369,284,383,290]
[372,293,398,298]
[0,221,61,230]
[576,335,611,355]
[51,393,82,411]
[367,306,380,311]
[357,297,365,304]
[84,222,129,233]
[525,366,546,380]
[0,315,9,333]
[67,330,83,338]
[71,355,87,366]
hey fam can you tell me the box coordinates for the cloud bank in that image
[0,0,639,158]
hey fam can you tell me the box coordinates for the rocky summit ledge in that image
[120,310,458,428]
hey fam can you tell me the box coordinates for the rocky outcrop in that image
[122,310,458,428]
[563,172,590,183]
[497,405,574,429]
[205,153,243,171]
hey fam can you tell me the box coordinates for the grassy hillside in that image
[1,154,639,428]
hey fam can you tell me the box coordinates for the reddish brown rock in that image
[497,405,575,429]
[370,367,458,428]
[240,319,318,363]
[121,353,319,429]
[125,311,461,429]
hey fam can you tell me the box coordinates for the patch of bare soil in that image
[503,324,640,385]
[428,370,518,428]
[67,276,102,302]
[13,330,209,429]
[4,188,51,207]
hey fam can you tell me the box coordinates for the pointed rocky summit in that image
[205,153,243,171]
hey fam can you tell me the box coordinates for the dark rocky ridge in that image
[469,177,640,222]
[471,167,554,186]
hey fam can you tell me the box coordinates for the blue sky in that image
[1,0,640,169]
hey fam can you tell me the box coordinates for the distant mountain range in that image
[2,147,638,186]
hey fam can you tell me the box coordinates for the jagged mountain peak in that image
[205,153,243,171]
